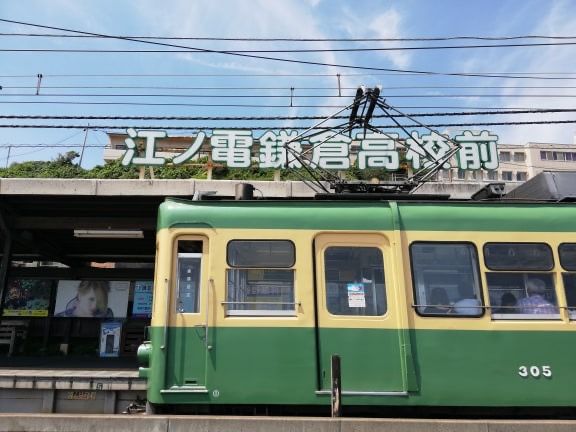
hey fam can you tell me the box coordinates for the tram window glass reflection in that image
[324,246,386,316]
[484,243,553,271]
[559,243,576,271]
[487,273,559,319]
[176,240,203,314]
[227,240,295,268]
[226,240,295,316]
[563,273,576,320]
[411,243,483,317]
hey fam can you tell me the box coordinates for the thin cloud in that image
[338,6,411,69]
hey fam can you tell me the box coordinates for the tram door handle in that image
[193,323,210,349]
[161,278,170,350]
[196,279,214,351]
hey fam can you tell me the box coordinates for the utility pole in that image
[5,145,11,168]
[78,124,89,167]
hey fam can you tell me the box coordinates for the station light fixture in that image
[73,229,144,239]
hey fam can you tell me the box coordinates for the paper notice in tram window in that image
[347,283,366,308]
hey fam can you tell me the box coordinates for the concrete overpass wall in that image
[0,178,518,199]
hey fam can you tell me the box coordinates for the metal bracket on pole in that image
[35,73,43,95]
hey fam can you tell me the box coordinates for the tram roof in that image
[158,197,576,233]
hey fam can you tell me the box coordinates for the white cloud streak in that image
[460,0,576,145]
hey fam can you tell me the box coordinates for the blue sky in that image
[0,0,576,168]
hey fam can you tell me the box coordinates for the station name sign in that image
[120,128,499,171]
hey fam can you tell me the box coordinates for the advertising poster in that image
[132,281,153,317]
[54,280,130,318]
[347,283,366,308]
[2,279,52,317]
[99,321,122,357]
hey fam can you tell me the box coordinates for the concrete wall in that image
[0,414,575,432]
[0,388,146,414]
[0,178,515,199]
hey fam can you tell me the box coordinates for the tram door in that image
[165,237,209,390]
[314,234,406,394]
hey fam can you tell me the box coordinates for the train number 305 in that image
[518,365,552,378]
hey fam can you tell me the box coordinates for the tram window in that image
[564,274,576,319]
[226,240,295,316]
[324,246,386,316]
[487,273,559,319]
[484,243,553,271]
[411,243,483,317]
[227,240,295,268]
[559,243,576,271]
[176,240,203,314]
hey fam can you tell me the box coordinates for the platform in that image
[0,367,145,414]
[1,414,576,432]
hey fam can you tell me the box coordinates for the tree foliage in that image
[0,152,406,182]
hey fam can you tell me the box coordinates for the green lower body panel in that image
[144,326,576,407]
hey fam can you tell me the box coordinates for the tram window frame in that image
[227,240,295,268]
[225,240,296,317]
[487,272,559,320]
[559,244,576,320]
[483,243,554,271]
[323,246,387,317]
[559,243,576,271]
[563,273,576,320]
[410,242,484,318]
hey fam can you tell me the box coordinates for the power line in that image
[6,40,576,53]
[7,85,576,91]
[3,119,576,130]
[0,100,567,109]
[0,144,105,148]
[3,108,576,121]
[2,72,576,79]
[1,18,575,80]
[3,32,576,42]
[5,92,576,99]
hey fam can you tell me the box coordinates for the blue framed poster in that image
[132,281,153,317]
[99,321,122,357]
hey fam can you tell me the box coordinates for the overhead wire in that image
[0,144,105,148]
[3,72,576,79]
[3,33,576,42]
[1,18,576,80]
[0,101,569,110]
[5,92,576,99]
[7,85,576,90]
[3,119,576,129]
[7,40,576,53]
[3,108,576,121]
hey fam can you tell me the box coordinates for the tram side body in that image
[138,199,576,411]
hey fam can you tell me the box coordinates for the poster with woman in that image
[54,280,130,318]
[2,279,53,317]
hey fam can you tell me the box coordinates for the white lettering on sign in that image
[120,128,500,171]
[454,130,499,170]
[259,130,301,168]
[356,132,400,170]
[211,130,253,168]
[310,132,352,169]
[518,365,552,378]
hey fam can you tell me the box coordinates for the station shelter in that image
[0,179,169,368]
